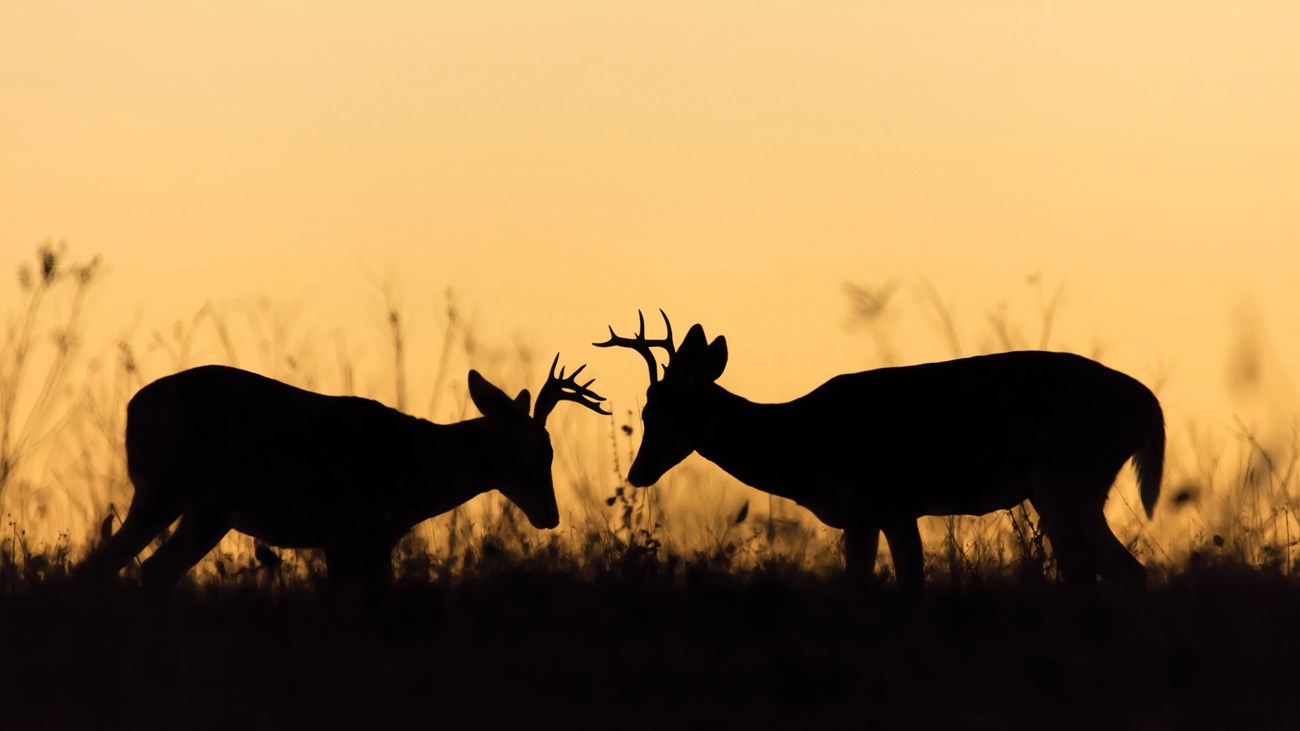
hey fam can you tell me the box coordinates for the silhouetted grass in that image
[3,244,1297,581]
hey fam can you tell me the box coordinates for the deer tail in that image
[1131,391,1165,519]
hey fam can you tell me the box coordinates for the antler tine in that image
[591,309,676,384]
[534,353,612,424]
[658,308,675,357]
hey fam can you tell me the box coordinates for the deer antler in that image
[592,309,675,384]
[534,354,611,424]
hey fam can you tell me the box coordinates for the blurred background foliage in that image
[1,243,1295,588]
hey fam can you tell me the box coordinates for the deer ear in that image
[700,336,728,382]
[679,324,709,356]
[467,370,516,418]
[671,324,708,375]
[513,389,531,413]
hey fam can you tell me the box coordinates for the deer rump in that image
[752,351,1163,529]
[125,366,433,548]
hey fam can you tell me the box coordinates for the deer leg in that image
[1031,493,1098,584]
[78,490,183,582]
[325,541,395,593]
[883,521,924,592]
[139,511,229,590]
[842,527,881,581]
[1084,511,1145,586]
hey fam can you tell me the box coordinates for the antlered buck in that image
[81,357,608,590]
[596,312,1164,589]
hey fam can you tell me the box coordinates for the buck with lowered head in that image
[81,356,609,590]
[596,311,1164,589]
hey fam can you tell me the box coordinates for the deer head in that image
[468,355,608,528]
[594,311,727,487]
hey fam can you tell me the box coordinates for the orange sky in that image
[3,2,1299,437]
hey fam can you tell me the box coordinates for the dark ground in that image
[1,562,1297,731]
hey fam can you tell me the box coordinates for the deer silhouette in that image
[596,311,1164,589]
[79,357,608,591]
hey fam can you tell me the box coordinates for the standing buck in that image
[596,311,1164,588]
[81,357,608,590]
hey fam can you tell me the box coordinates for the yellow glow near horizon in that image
[3,1,1298,434]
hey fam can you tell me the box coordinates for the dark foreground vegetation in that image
[1,555,1296,731]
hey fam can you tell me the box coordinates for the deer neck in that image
[407,418,508,515]
[692,385,808,502]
